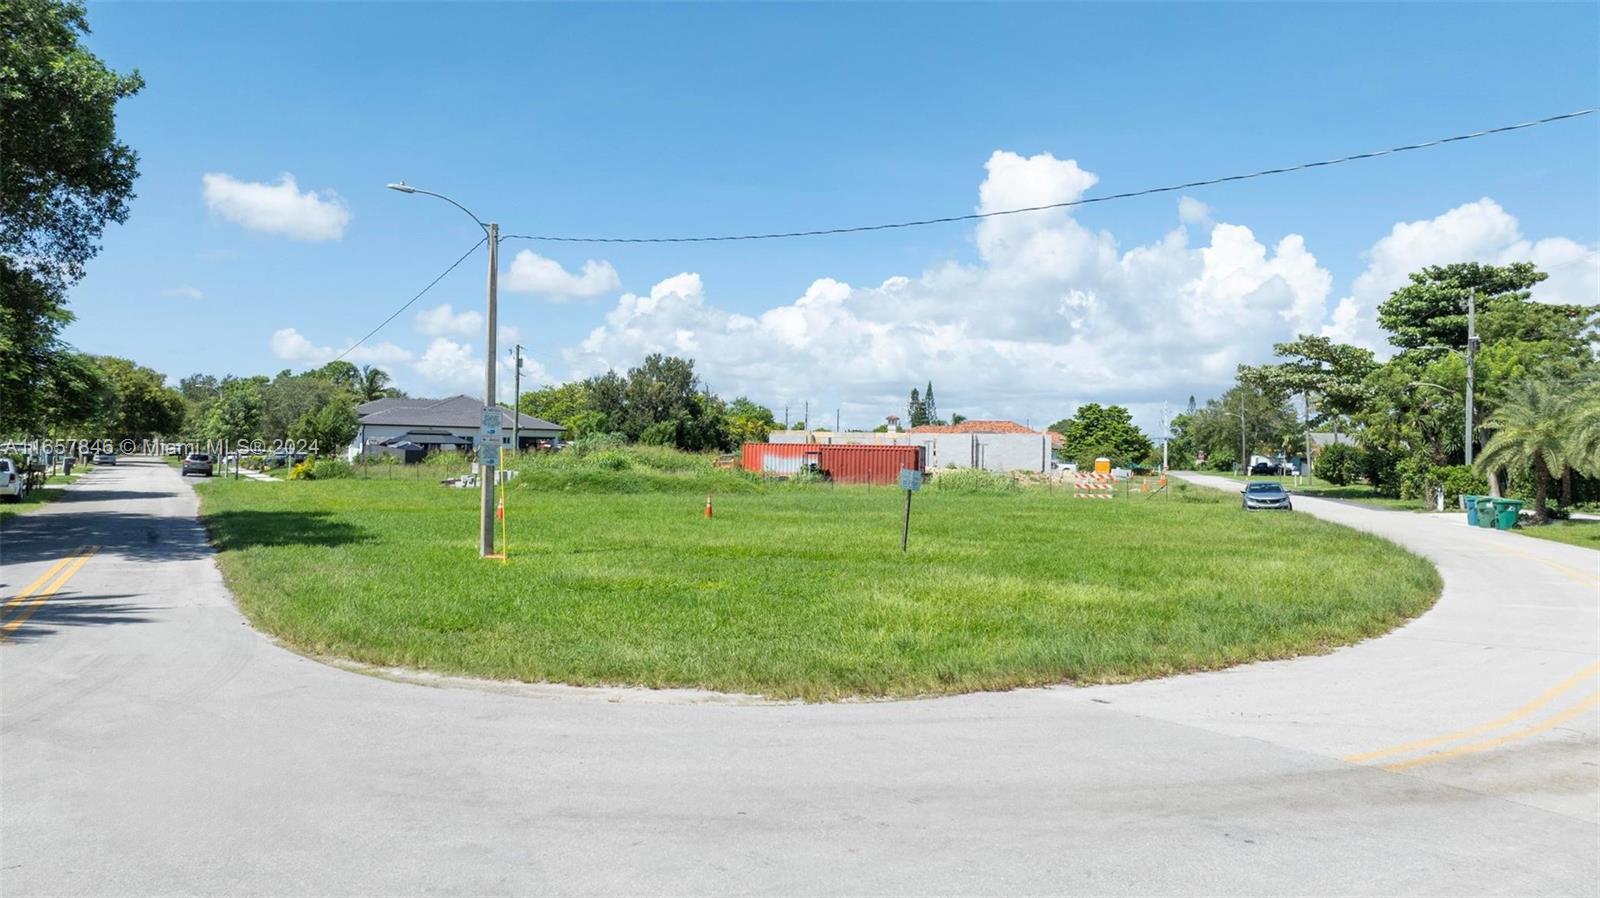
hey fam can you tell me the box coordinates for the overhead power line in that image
[500,108,1597,245]
[346,109,1593,362]
[333,236,487,363]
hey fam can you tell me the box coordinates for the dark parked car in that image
[181,452,214,477]
[1241,481,1292,511]
[262,449,309,468]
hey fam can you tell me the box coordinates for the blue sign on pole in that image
[899,468,923,492]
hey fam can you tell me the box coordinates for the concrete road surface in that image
[2,459,1596,896]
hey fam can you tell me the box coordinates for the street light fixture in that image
[387,182,501,557]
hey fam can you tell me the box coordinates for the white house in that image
[348,395,564,460]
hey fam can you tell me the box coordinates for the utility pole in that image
[481,222,499,557]
[1304,391,1314,484]
[1239,392,1247,474]
[1465,288,1477,466]
[784,405,789,430]
[1161,401,1169,472]
[804,400,809,431]
[835,408,840,433]
[511,344,524,457]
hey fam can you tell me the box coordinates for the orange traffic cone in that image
[704,494,714,519]
[496,495,505,521]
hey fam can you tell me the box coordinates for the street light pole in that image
[387,181,499,557]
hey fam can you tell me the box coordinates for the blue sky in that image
[68,2,1599,430]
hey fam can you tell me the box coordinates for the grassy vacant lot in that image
[1513,519,1600,550]
[195,460,1440,701]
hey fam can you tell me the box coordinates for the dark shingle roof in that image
[355,397,428,416]
[358,395,562,431]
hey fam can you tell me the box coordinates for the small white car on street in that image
[0,458,25,503]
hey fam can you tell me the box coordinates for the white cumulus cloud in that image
[566,150,1336,425]
[270,327,413,367]
[414,338,480,388]
[202,173,350,241]
[269,324,548,398]
[1178,196,1212,226]
[502,250,621,299]
[561,152,1594,432]
[414,303,483,337]
[1323,198,1600,348]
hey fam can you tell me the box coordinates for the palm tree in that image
[1565,377,1600,505]
[358,365,398,402]
[1474,379,1575,523]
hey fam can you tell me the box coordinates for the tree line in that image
[1167,262,1598,520]
[4,352,401,454]
[518,354,781,453]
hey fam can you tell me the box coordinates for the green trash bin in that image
[1476,499,1498,528]
[1464,495,1483,527]
[1492,498,1524,530]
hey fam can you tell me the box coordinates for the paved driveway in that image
[2,459,1595,895]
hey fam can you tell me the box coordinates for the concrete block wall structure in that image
[766,430,1053,474]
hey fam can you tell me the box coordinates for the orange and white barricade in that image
[1074,472,1115,499]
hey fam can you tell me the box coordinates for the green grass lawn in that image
[1512,519,1600,550]
[194,469,1440,701]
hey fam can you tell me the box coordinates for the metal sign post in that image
[898,468,923,552]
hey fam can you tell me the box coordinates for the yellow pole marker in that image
[1382,692,1600,772]
[500,445,508,563]
[1,546,98,637]
[2,546,84,611]
[1343,660,1600,764]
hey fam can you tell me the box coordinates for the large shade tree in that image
[1378,262,1549,351]
[1,0,143,434]
[1050,403,1152,466]
[1241,334,1377,478]
[89,356,184,439]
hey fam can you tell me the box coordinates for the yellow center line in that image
[1342,660,1600,764]
[1382,692,1600,772]
[0,546,98,638]
[2,546,86,611]
[1495,542,1600,589]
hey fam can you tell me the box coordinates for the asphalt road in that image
[2,459,1596,896]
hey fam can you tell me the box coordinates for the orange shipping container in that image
[741,442,818,476]
[740,443,923,485]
